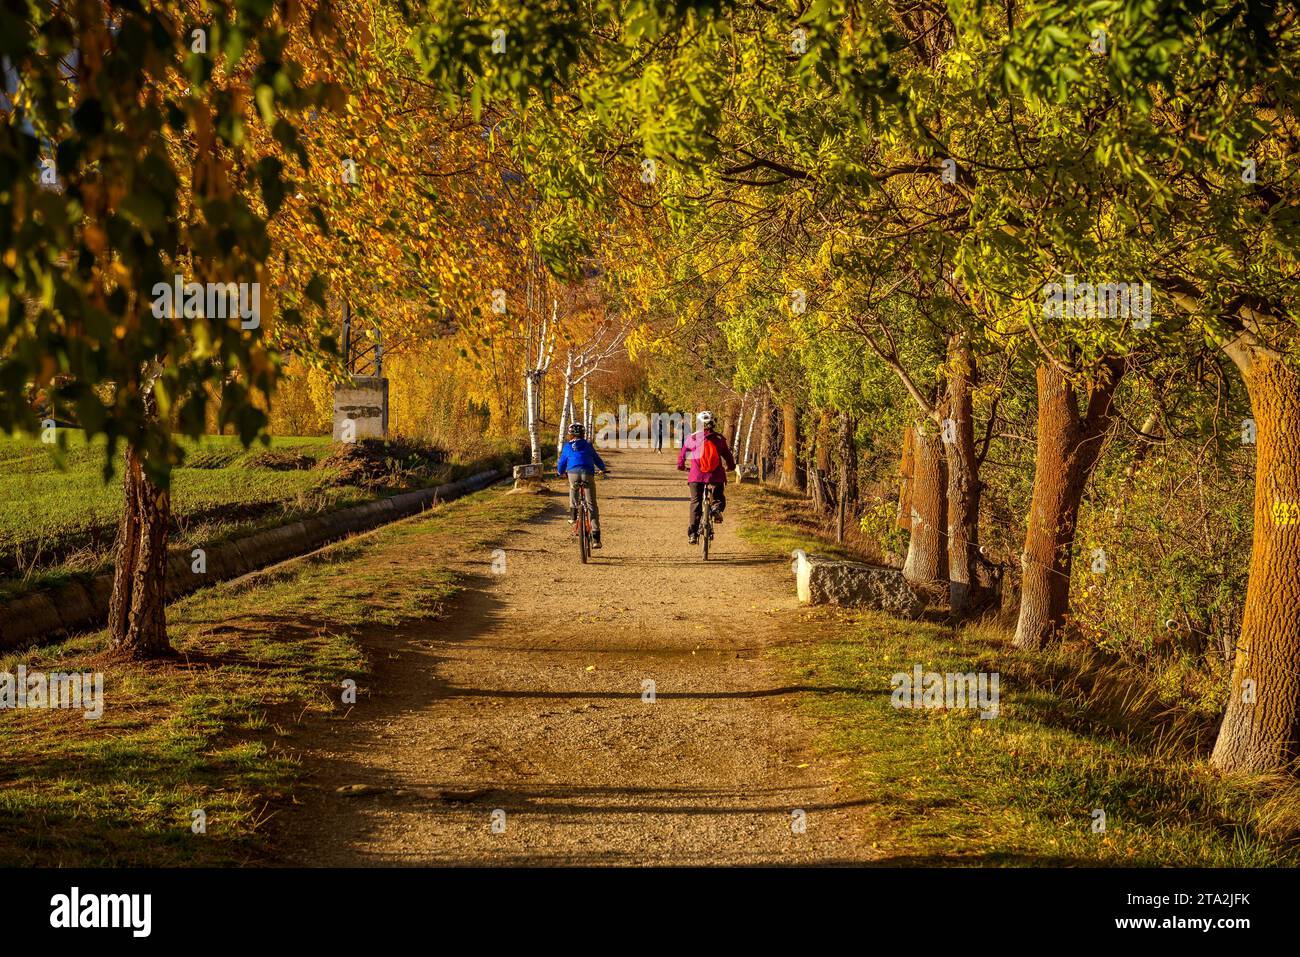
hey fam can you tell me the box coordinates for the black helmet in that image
[568,422,585,438]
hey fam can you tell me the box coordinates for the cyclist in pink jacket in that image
[676,410,736,544]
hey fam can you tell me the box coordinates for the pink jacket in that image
[677,430,736,484]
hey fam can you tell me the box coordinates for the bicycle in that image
[571,470,608,564]
[699,484,716,561]
[573,475,594,563]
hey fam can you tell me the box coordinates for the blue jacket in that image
[557,439,607,476]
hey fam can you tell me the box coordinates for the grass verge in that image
[0,483,548,866]
[739,483,1300,866]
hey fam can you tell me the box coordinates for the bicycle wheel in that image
[578,489,590,564]
[702,490,712,560]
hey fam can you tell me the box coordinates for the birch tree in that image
[556,316,631,448]
[523,298,556,465]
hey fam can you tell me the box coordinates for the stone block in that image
[792,549,926,619]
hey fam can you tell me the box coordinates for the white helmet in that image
[697,410,714,428]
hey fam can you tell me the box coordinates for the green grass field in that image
[0,431,521,601]
[0,432,351,594]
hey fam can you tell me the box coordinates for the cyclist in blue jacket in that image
[557,422,609,548]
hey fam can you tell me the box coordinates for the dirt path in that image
[274,448,883,865]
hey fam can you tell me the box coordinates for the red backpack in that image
[696,433,720,473]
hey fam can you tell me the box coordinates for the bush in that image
[1069,441,1252,682]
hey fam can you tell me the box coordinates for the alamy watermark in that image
[150,275,260,329]
[591,405,697,449]
[1,665,103,719]
[49,887,150,937]
[891,664,999,719]
[1042,275,1152,327]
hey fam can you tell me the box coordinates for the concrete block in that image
[792,549,926,619]
[332,376,388,441]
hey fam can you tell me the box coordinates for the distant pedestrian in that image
[654,414,664,453]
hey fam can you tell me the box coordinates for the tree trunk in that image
[903,422,948,587]
[1210,353,1300,773]
[1123,412,1161,482]
[758,395,774,481]
[740,405,751,464]
[807,410,831,512]
[943,337,983,614]
[780,398,801,490]
[526,373,541,464]
[1014,359,1123,649]
[841,411,858,505]
[897,425,915,531]
[815,410,832,474]
[556,369,574,449]
[720,396,738,446]
[808,439,825,512]
[108,446,172,659]
[743,392,763,466]
[836,412,857,544]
